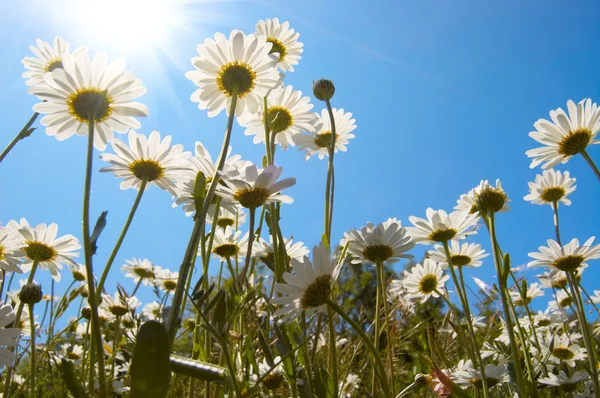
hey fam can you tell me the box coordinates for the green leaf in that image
[130,321,171,398]
[90,211,108,255]
[170,355,229,383]
[60,359,86,398]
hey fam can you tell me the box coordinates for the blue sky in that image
[1,0,599,313]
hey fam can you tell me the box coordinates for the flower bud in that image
[81,306,92,320]
[312,78,335,101]
[18,283,43,305]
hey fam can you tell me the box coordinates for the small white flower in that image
[296,108,356,160]
[121,258,156,286]
[0,304,21,367]
[255,18,303,72]
[542,334,587,367]
[22,37,87,87]
[252,236,309,270]
[407,208,478,245]
[509,282,544,307]
[429,241,488,268]
[399,259,449,303]
[209,226,249,262]
[528,237,600,272]
[524,169,576,206]
[339,373,360,397]
[539,371,588,392]
[0,222,25,277]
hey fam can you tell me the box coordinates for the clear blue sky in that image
[1,0,599,312]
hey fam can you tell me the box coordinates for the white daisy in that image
[472,276,496,300]
[142,301,162,321]
[528,237,600,272]
[172,142,249,217]
[207,206,247,229]
[154,268,178,293]
[209,226,249,261]
[186,30,283,118]
[101,292,141,317]
[15,305,39,336]
[272,243,341,322]
[30,51,149,151]
[15,219,80,282]
[539,371,588,392]
[537,269,571,289]
[69,263,87,282]
[252,236,309,270]
[548,289,574,312]
[99,130,191,194]
[455,179,511,217]
[255,356,285,390]
[407,209,478,245]
[296,108,356,160]
[524,169,577,206]
[542,334,587,367]
[454,363,509,389]
[255,18,303,72]
[510,282,544,307]
[526,99,600,169]
[60,344,84,363]
[342,217,414,265]
[339,373,360,397]
[241,85,317,149]
[429,241,488,268]
[217,164,295,209]
[0,303,21,367]
[21,37,86,87]
[120,258,156,286]
[0,223,25,277]
[400,259,449,303]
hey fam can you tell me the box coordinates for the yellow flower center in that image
[162,280,177,291]
[558,128,592,156]
[216,62,256,98]
[540,187,566,203]
[44,59,63,72]
[314,131,336,148]
[266,37,287,62]
[450,254,472,267]
[66,351,81,360]
[552,347,575,360]
[216,218,235,229]
[129,159,165,182]
[25,241,57,262]
[133,267,154,279]
[559,296,573,308]
[72,269,86,282]
[67,88,113,123]
[427,229,457,243]
[109,304,129,317]
[0,245,5,262]
[475,188,508,214]
[213,244,239,259]
[300,274,332,309]
[263,371,285,390]
[233,187,271,209]
[552,255,584,272]
[418,274,438,294]
[362,244,394,263]
[470,377,500,388]
[265,106,293,134]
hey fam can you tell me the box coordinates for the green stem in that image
[488,213,527,396]
[96,179,147,299]
[239,207,256,285]
[377,262,395,397]
[580,149,600,182]
[263,97,272,165]
[372,267,382,395]
[551,201,562,245]
[323,99,337,244]
[167,85,240,344]
[82,117,107,398]
[0,111,39,165]
[327,305,339,398]
[28,303,36,398]
[326,299,391,397]
[109,315,122,382]
[131,278,143,297]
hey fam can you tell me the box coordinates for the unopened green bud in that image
[18,283,43,305]
[81,307,92,320]
[312,78,335,101]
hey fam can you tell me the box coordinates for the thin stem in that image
[324,98,337,244]
[168,85,239,344]
[96,179,148,299]
[0,111,39,165]
[377,262,395,396]
[28,304,36,398]
[551,201,562,245]
[109,315,122,382]
[263,97,272,165]
[327,305,339,398]
[580,149,600,182]
[131,278,143,298]
[326,299,391,397]
[488,213,527,396]
[372,267,381,396]
[239,207,256,285]
[82,117,107,398]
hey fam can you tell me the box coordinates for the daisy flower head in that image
[543,334,587,367]
[217,164,295,209]
[155,268,179,293]
[509,282,544,307]
[527,237,600,272]
[60,344,84,363]
[539,371,588,393]
[407,208,478,245]
[272,242,341,322]
[0,223,25,277]
[252,236,309,270]
[186,30,283,118]
[342,217,414,265]
[29,51,149,151]
[69,263,87,282]
[526,99,600,169]
[429,241,488,268]
[16,219,80,282]
[537,269,570,289]
[142,301,162,321]
[172,142,249,216]
[0,304,21,367]
[524,169,577,206]
[339,373,361,397]
[454,363,509,389]
[548,289,574,312]
[296,108,356,160]
[255,356,285,390]
[401,259,449,303]
[99,130,191,194]
[255,18,303,72]
[22,37,86,87]
[121,258,156,286]
[207,206,247,229]
[241,85,317,149]
[209,226,249,261]
[101,292,141,317]
[455,180,510,217]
